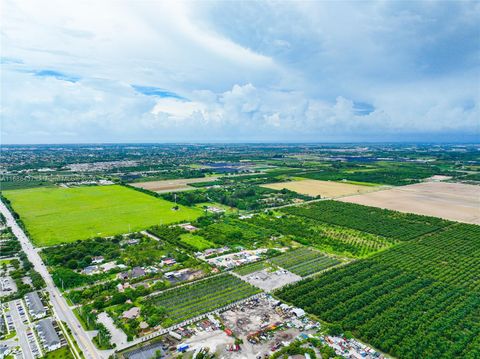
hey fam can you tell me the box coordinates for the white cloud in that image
[1,0,479,143]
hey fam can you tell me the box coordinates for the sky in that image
[1,0,479,144]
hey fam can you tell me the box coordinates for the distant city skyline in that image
[1,0,479,144]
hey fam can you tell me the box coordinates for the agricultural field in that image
[271,247,341,277]
[179,233,215,251]
[301,161,445,186]
[249,214,396,258]
[197,217,289,249]
[261,179,377,198]
[162,183,311,210]
[2,185,201,246]
[130,176,218,193]
[233,260,268,275]
[146,273,260,326]
[276,224,480,359]
[340,181,480,225]
[283,200,450,241]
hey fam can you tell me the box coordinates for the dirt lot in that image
[262,179,378,198]
[131,177,217,193]
[239,269,302,292]
[339,181,480,224]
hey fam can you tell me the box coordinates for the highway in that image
[0,200,104,359]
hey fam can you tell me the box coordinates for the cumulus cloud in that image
[1,0,479,143]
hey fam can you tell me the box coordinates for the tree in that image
[66,259,79,269]
[326,323,343,336]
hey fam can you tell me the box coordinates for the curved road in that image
[0,200,103,359]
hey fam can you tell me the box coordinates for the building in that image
[117,267,145,280]
[292,308,306,317]
[125,238,139,245]
[122,307,140,320]
[178,223,199,232]
[36,318,61,351]
[91,256,104,264]
[82,265,100,275]
[130,267,146,279]
[161,258,176,266]
[117,271,129,281]
[25,292,47,319]
[0,345,11,359]
[206,206,225,214]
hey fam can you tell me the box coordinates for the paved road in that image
[0,200,103,359]
[8,301,34,359]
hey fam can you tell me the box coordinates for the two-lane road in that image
[0,200,104,359]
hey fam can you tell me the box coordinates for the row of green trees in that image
[276,224,480,359]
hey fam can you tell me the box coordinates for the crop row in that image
[282,200,450,241]
[150,274,260,323]
[271,247,340,277]
[275,223,480,359]
[234,261,267,276]
[285,256,340,277]
[248,214,396,258]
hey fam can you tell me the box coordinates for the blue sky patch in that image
[132,85,186,100]
[35,70,80,83]
[0,57,23,64]
[353,102,375,116]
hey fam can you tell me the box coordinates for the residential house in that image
[130,267,146,279]
[36,318,61,351]
[161,258,176,266]
[91,256,104,264]
[82,265,100,275]
[178,223,198,232]
[122,307,140,320]
[25,292,47,319]
[117,271,129,281]
[206,206,224,214]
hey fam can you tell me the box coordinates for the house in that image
[178,223,198,232]
[117,283,132,292]
[118,267,145,280]
[92,256,105,264]
[206,206,224,214]
[130,267,146,279]
[126,238,139,245]
[0,345,11,359]
[91,256,104,264]
[25,292,47,319]
[36,318,61,351]
[145,266,159,274]
[82,265,100,275]
[100,261,117,272]
[161,258,176,266]
[117,271,129,281]
[122,307,140,320]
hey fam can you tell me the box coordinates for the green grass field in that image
[3,185,202,246]
[179,233,215,250]
[43,347,74,359]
